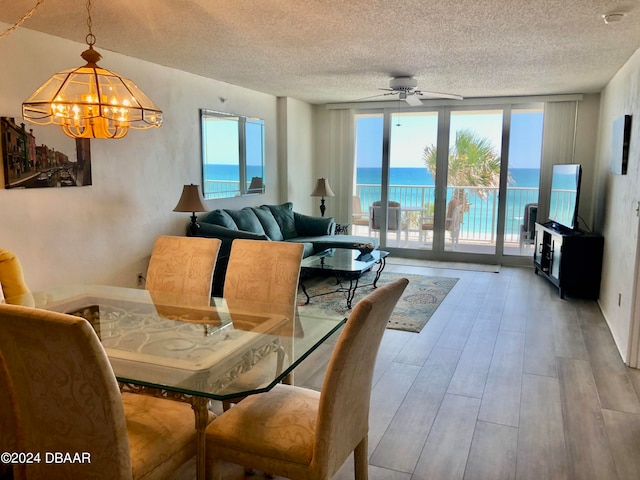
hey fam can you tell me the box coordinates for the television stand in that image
[533,222,604,299]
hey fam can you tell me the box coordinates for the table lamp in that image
[310,178,335,217]
[173,184,209,236]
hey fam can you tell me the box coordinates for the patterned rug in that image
[298,272,458,333]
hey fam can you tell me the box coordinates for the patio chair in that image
[420,198,464,245]
[369,200,409,245]
[247,176,264,194]
[351,196,370,235]
[519,203,538,253]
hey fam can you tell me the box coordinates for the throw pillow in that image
[263,202,297,240]
[225,208,266,235]
[252,207,284,241]
[201,210,238,230]
[294,212,335,236]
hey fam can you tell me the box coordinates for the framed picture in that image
[611,114,632,175]
[0,116,92,189]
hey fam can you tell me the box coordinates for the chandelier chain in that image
[85,0,95,47]
[0,0,46,40]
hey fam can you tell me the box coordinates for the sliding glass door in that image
[388,112,438,250]
[353,103,544,263]
[444,110,503,254]
[504,108,543,256]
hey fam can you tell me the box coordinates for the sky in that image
[202,116,264,166]
[356,110,544,169]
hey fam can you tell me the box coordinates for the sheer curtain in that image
[538,100,579,222]
[315,107,354,223]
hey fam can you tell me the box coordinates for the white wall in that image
[575,94,601,228]
[277,97,315,213]
[0,25,311,290]
[594,45,640,364]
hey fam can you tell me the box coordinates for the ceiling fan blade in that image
[404,95,423,107]
[417,90,463,100]
[353,93,391,101]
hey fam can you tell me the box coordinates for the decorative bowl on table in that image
[355,243,375,258]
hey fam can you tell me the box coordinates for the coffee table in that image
[300,248,390,308]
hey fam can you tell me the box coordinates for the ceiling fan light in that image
[389,76,418,91]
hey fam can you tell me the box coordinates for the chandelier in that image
[22,0,163,139]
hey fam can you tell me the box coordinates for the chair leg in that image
[354,436,368,480]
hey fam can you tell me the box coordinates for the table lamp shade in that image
[310,178,335,198]
[310,178,334,217]
[173,184,208,213]
[174,184,209,236]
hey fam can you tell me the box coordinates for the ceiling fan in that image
[369,76,463,106]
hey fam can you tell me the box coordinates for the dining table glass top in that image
[6,284,346,400]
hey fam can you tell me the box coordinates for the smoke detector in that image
[602,12,626,24]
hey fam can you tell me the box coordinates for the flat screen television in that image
[548,164,582,231]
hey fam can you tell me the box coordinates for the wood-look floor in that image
[170,263,640,480]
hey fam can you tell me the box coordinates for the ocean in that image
[206,165,542,189]
[356,167,542,236]
[356,167,541,188]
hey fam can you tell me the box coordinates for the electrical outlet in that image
[137,273,145,287]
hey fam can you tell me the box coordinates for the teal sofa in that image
[191,202,377,294]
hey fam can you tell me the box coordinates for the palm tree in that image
[423,129,503,195]
[423,129,507,209]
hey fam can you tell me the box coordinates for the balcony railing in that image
[355,184,541,244]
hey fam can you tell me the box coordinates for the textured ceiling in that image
[1,0,640,104]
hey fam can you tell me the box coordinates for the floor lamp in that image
[310,178,335,217]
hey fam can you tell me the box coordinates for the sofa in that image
[190,202,377,294]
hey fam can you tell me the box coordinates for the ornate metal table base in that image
[300,255,387,308]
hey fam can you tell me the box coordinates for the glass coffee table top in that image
[301,248,389,274]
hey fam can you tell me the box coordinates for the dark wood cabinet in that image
[533,222,604,299]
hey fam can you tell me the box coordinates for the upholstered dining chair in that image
[0,302,212,480]
[0,353,18,480]
[221,239,305,409]
[0,248,30,302]
[223,239,304,308]
[205,277,409,480]
[145,235,221,298]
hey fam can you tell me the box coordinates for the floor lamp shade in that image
[173,184,209,235]
[310,178,335,217]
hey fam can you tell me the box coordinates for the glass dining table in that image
[6,284,346,480]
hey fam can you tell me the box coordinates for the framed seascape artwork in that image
[0,116,92,189]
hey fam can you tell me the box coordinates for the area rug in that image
[299,272,458,333]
